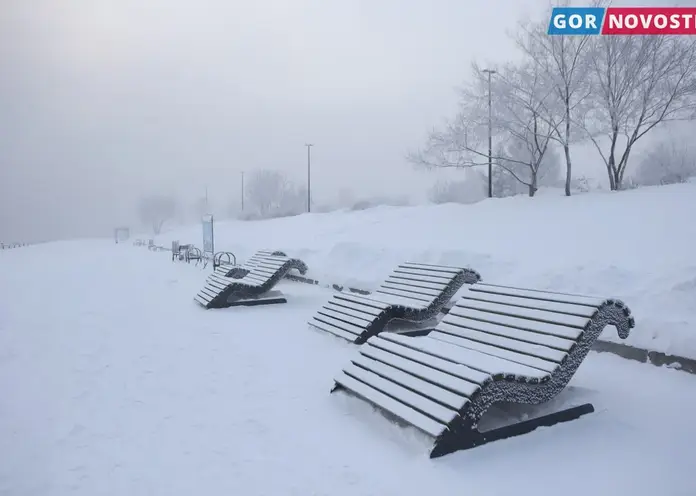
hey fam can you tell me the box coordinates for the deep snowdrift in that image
[156,183,696,359]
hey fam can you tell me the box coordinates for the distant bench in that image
[172,242,197,261]
[332,283,635,457]
[309,262,481,344]
[195,254,308,309]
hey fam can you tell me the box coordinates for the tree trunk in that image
[564,100,572,196]
[529,173,538,197]
[564,143,572,196]
[616,145,633,190]
[606,156,617,190]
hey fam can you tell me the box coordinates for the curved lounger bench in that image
[195,255,307,309]
[214,249,287,279]
[331,283,635,458]
[309,262,481,344]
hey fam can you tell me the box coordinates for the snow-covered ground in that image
[1,243,695,495]
[156,183,696,359]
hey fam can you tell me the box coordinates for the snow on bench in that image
[309,262,481,344]
[195,255,307,309]
[331,283,635,457]
[214,249,287,279]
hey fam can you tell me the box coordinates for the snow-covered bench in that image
[195,255,307,309]
[331,283,635,457]
[309,262,481,344]
[214,249,287,279]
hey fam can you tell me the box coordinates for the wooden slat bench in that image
[214,249,287,279]
[309,262,481,344]
[331,283,635,457]
[195,255,307,309]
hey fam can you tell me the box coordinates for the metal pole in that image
[483,69,496,198]
[240,171,245,211]
[305,143,313,212]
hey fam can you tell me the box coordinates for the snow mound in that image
[155,183,696,358]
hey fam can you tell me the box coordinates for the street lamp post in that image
[240,171,245,211]
[482,68,496,198]
[305,143,313,212]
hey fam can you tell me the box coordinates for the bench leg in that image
[224,290,288,307]
[430,403,595,458]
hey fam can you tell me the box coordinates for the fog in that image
[0,0,691,243]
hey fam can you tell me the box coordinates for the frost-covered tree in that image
[514,0,600,195]
[636,140,696,186]
[494,141,561,197]
[409,61,558,197]
[581,35,696,190]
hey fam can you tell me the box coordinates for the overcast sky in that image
[0,0,692,242]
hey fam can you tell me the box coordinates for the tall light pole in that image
[240,171,245,212]
[305,143,313,212]
[483,68,496,198]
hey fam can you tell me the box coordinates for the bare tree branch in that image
[580,35,696,190]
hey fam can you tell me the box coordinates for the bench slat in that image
[384,277,447,292]
[401,262,464,274]
[194,295,211,306]
[205,279,230,292]
[206,277,241,291]
[334,372,447,437]
[310,319,361,341]
[393,269,453,282]
[242,273,268,284]
[430,330,561,374]
[199,286,219,300]
[371,291,429,306]
[437,321,568,363]
[329,298,384,317]
[351,355,467,411]
[459,291,597,318]
[313,314,366,337]
[334,293,391,311]
[396,266,459,278]
[325,301,382,321]
[250,263,279,272]
[379,283,443,298]
[342,365,459,425]
[209,274,234,284]
[361,343,479,397]
[449,307,582,340]
[470,283,606,307]
[374,288,431,303]
[389,273,452,286]
[255,261,286,271]
[368,336,489,385]
[317,307,373,328]
[454,299,590,328]
[440,314,575,351]
[382,334,550,380]
[263,255,290,261]
[251,265,277,277]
